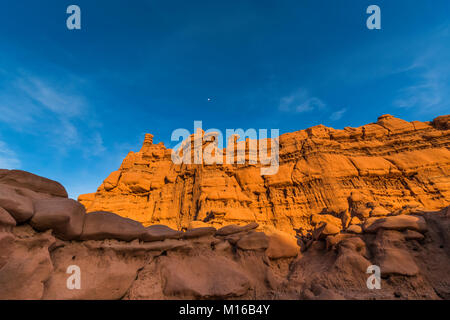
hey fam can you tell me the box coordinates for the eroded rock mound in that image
[0,170,67,198]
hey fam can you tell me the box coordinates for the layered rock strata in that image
[79,115,450,233]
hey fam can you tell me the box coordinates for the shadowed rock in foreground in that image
[0,170,449,300]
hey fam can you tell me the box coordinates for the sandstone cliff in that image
[79,114,450,234]
[1,170,449,300]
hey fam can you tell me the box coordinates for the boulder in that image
[370,206,390,217]
[236,231,269,250]
[80,211,146,241]
[216,222,259,236]
[30,198,86,240]
[103,170,121,191]
[0,207,16,229]
[341,210,351,228]
[346,225,362,234]
[182,227,216,239]
[0,184,34,223]
[0,170,67,198]
[141,225,183,242]
[350,216,362,225]
[311,214,342,230]
[312,222,340,240]
[363,215,427,233]
[324,223,342,235]
[354,207,372,219]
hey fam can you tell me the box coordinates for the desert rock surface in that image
[0,123,449,299]
[79,115,450,235]
[1,115,449,300]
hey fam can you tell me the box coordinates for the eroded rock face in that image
[372,230,420,277]
[142,225,183,241]
[160,255,250,299]
[0,173,449,300]
[43,243,145,300]
[80,211,146,242]
[182,227,216,239]
[78,115,450,233]
[363,215,428,234]
[265,229,300,259]
[236,231,269,250]
[0,112,449,301]
[0,230,55,300]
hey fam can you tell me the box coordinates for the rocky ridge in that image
[1,170,449,300]
[78,114,450,234]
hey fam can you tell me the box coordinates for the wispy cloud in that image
[329,108,347,121]
[15,76,86,117]
[394,66,449,115]
[85,132,106,157]
[0,69,106,158]
[393,29,450,115]
[0,140,21,169]
[279,89,326,113]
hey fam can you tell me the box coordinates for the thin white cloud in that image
[15,76,86,117]
[279,89,326,113]
[85,132,106,157]
[296,97,326,113]
[0,140,21,169]
[0,101,35,126]
[394,65,449,115]
[0,70,106,158]
[394,61,450,113]
[329,108,347,121]
[393,28,450,115]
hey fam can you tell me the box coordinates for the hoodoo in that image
[79,114,450,233]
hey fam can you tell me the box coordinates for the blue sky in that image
[0,0,449,199]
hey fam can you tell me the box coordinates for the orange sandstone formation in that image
[79,114,450,233]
